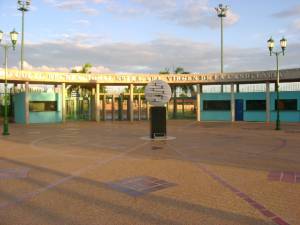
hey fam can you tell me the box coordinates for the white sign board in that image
[145,80,172,107]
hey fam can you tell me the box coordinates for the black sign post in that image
[150,106,166,139]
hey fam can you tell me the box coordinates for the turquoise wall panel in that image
[29,93,62,124]
[270,111,300,122]
[201,111,231,121]
[200,91,300,122]
[29,111,62,124]
[201,93,231,121]
[13,93,26,124]
[244,111,266,122]
[14,92,62,124]
[236,92,266,122]
[270,92,300,122]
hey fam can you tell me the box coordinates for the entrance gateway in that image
[1,68,300,124]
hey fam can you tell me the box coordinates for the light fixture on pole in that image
[0,29,18,135]
[18,0,31,71]
[215,3,229,74]
[267,37,287,130]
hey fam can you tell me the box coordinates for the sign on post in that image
[145,80,172,138]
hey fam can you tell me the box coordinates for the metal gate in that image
[66,97,92,121]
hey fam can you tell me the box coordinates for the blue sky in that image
[0,0,299,73]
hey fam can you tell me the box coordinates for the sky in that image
[0,0,299,74]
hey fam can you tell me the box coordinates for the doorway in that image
[235,99,244,121]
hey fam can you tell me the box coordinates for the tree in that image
[123,86,145,94]
[159,68,170,74]
[82,63,92,73]
[166,67,195,118]
[71,63,92,73]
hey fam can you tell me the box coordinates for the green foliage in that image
[159,66,194,118]
[123,86,145,93]
[82,63,92,73]
[100,86,107,93]
[159,68,170,74]
[174,67,185,74]
[173,67,194,95]
[71,63,92,74]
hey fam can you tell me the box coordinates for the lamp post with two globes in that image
[267,37,287,130]
[0,29,19,135]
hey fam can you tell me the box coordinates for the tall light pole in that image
[18,0,31,71]
[0,29,19,136]
[215,4,229,74]
[267,37,287,131]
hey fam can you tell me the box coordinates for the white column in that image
[95,84,100,122]
[129,84,134,122]
[61,83,66,123]
[266,82,270,123]
[196,84,201,122]
[138,94,141,121]
[25,81,30,124]
[231,83,235,122]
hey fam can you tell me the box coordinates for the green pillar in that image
[118,95,123,121]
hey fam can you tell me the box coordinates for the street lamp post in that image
[267,37,287,130]
[0,29,19,136]
[18,0,31,71]
[215,4,229,74]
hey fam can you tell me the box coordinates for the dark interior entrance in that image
[66,87,92,121]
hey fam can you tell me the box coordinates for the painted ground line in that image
[167,144,291,225]
[0,141,148,210]
[198,166,291,225]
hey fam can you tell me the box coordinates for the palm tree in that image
[71,63,92,73]
[171,67,186,118]
[165,67,194,118]
[159,68,170,75]
[71,63,106,93]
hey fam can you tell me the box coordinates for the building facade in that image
[1,68,300,124]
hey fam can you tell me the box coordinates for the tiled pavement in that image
[268,171,300,183]
[107,176,177,197]
[0,121,300,225]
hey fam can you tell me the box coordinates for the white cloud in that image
[109,0,239,28]
[43,0,239,27]
[19,61,112,74]
[293,20,300,30]
[74,19,91,26]
[90,66,112,73]
[3,37,299,74]
[21,61,70,72]
[44,0,101,15]
[272,4,300,18]
[105,2,141,17]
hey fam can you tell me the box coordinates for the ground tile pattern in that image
[268,171,300,183]
[107,176,176,197]
[0,121,300,225]
[0,168,30,180]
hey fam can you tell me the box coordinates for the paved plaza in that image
[0,121,299,225]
